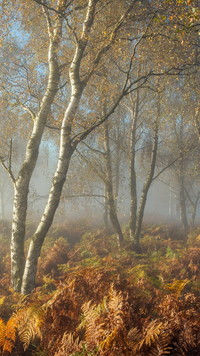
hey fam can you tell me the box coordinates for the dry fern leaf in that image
[100,327,118,350]
[54,332,82,356]
[108,284,124,328]
[0,318,6,348]
[3,316,17,353]
[79,300,106,346]
[0,316,17,354]
[165,279,190,298]
[138,320,166,350]
[99,286,125,351]
[127,327,141,346]
[149,344,172,356]
[148,330,172,356]
[14,306,44,350]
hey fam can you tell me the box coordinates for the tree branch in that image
[0,143,16,184]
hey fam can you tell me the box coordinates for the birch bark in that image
[21,0,99,294]
[11,14,62,291]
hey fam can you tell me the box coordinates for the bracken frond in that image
[136,320,167,351]
[165,279,190,298]
[80,301,105,347]
[148,331,172,356]
[100,327,118,350]
[54,332,83,356]
[126,326,141,346]
[107,283,124,329]
[148,344,172,356]
[78,284,126,353]
[0,318,6,348]
[2,316,17,353]
[0,316,17,354]
[14,305,44,350]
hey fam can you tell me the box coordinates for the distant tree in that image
[164,116,200,233]
[74,106,126,245]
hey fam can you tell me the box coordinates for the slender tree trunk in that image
[11,33,61,291]
[178,118,189,235]
[190,192,200,226]
[179,193,188,233]
[190,202,198,226]
[179,175,189,234]
[104,120,124,248]
[21,143,75,294]
[129,89,139,241]
[134,95,160,252]
[182,185,200,227]
[103,186,109,229]
[0,189,5,219]
[114,117,121,208]
[194,108,200,139]
[21,81,83,295]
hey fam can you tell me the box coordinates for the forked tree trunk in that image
[21,143,75,294]
[10,0,138,293]
[21,0,98,294]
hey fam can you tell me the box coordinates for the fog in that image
[1,135,199,231]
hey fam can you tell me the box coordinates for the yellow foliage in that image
[0,316,17,353]
[0,319,6,348]
[100,327,118,350]
[0,297,6,306]
[165,279,190,298]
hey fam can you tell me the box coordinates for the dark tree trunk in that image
[104,120,124,248]
[129,89,139,242]
[134,93,160,252]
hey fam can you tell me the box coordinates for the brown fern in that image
[128,320,172,355]
[0,318,6,349]
[14,305,44,350]
[100,284,125,351]
[0,316,17,354]
[80,300,106,349]
[54,332,83,356]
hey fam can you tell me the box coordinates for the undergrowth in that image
[0,222,199,355]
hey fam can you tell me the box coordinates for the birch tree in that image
[0,0,150,293]
[75,108,126,242]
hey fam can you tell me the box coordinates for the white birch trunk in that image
[21,0,98,294]
[11,19,62,291]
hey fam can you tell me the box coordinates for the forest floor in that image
[0,220,199,356]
